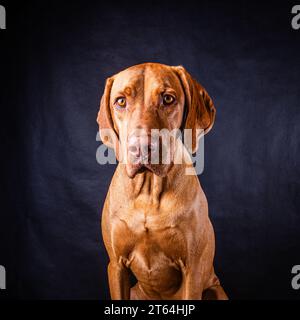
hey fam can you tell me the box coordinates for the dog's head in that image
[97,63,216,178]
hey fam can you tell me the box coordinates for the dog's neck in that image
[123,167,166,205]
[116,164,193,204]
[116,162,197,206]
[114,141,199,206]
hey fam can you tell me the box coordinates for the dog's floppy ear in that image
[172,66,216,153]
[97,76,119,154]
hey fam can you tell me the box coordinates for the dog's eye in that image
[163,94,175,105]
[115,97,126,108]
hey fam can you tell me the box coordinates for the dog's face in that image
[98,63,216,178]
[108,64,185,178]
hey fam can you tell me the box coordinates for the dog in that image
[97,63,227,300]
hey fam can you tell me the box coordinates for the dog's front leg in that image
[108,260,130,300]
[179,259,205,300]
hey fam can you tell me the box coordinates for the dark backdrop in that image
[0,0,299,299]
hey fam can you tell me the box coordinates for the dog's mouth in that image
[126,162,172,178]
[124,137,176,178]
[126,151,173,178]
[126,162,143,177]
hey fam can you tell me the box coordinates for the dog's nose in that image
[127,134,158,161]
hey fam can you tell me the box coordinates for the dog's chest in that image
[128,233,184,293]
[112,206,187,253]
[111,207,188,292]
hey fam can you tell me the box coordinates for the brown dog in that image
[97,63,227,300]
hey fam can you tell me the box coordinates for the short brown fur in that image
[97,63,227,300]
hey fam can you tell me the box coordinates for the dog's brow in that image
[163,79,172,87]
[156,83,175,94]
[124,86,135,97]
[117,85,137,98]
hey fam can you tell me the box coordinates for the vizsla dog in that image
[97,63,227,300]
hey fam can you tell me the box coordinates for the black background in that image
[0,0,299,300]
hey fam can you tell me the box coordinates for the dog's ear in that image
[97,76,120,154]
[172,65,216,153]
